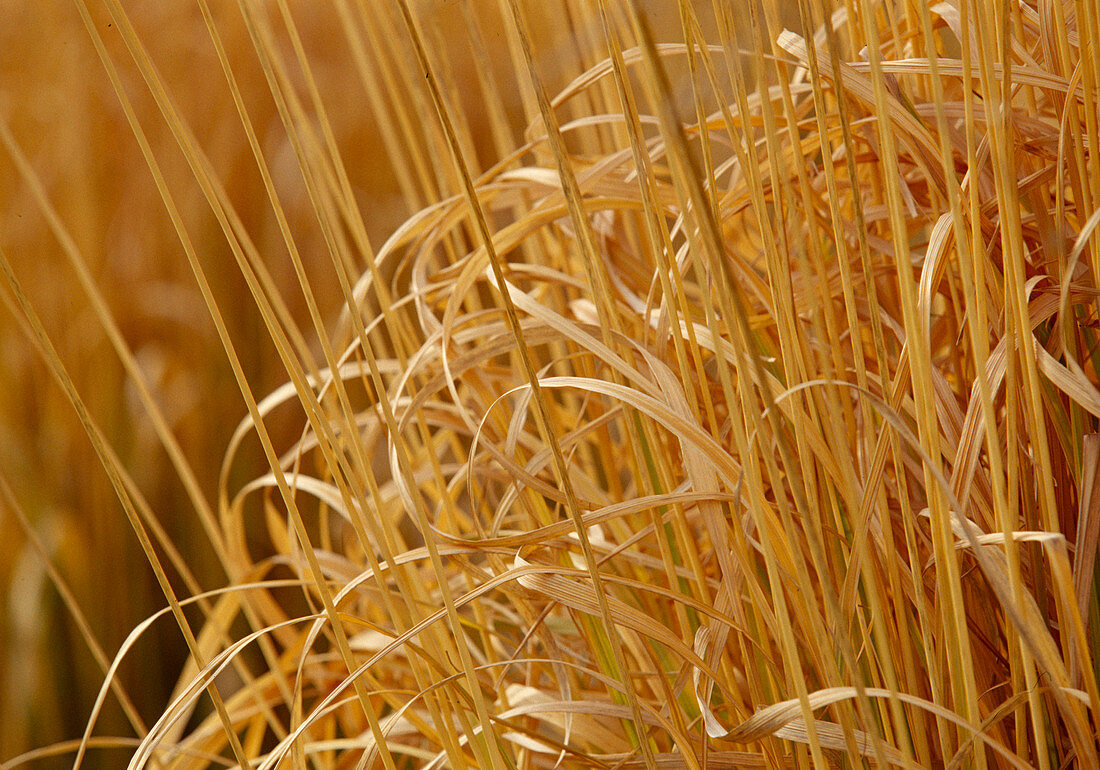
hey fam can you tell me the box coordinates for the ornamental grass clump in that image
[3,0,1100,767]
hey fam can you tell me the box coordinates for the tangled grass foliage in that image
[4,0,1100,767]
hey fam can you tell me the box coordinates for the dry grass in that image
[3,0,1100,767]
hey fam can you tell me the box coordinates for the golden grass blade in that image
[727,687,1031,769]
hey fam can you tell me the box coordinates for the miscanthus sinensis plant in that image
[3,0,1100,767]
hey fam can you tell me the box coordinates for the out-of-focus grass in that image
[4,0,1100,768]
[0,0,413,759]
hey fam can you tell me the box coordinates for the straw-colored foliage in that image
[3,0,1100,767]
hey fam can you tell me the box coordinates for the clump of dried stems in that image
[3,0,1100,767]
